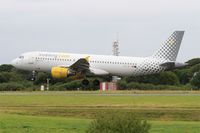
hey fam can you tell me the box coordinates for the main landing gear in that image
[81,79,100,86]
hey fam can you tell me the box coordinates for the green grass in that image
[0,114,200,133]
[0,114,90,133]
[150,121,200,133]
[0,91,200,133]
[0,92,200,108]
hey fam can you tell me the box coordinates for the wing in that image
[70,58,90,73]
[69,57,109,75]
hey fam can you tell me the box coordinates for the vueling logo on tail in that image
[168,38,176,45]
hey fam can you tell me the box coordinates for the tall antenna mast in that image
[112,34,120,56]
[112,34,121,83]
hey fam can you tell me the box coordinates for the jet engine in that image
[51,67,75,79]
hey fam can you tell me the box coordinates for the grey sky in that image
[0,0,200,64]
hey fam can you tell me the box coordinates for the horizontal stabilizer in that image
[160,62,187,70]
[160,62,175,68]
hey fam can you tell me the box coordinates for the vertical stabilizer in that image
[152,31,184,61]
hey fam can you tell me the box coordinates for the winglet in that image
[85,56,90,62]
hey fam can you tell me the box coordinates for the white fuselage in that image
[12,51,167,76]
[11,31,185,77]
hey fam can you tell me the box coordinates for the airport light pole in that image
[47,78,50,91]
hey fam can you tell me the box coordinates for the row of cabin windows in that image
[36,57,75,62]
[35,57,136,66]
[89,60,136,65]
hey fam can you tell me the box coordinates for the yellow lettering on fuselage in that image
[56,53,70,59]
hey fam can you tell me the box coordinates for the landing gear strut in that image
[31,70,36,81]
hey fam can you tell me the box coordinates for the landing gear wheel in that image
[82,79,89,86]
[93,79,100,86]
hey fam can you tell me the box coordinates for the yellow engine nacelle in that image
[51,67,69,79]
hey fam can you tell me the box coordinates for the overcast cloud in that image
[0,0,200,64]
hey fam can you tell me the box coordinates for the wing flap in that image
[89,68,109,75]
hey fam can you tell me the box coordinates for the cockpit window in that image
[19,56,24,59]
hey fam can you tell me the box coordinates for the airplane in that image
[11,31,186,85]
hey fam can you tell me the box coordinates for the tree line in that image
[1,58,200,91]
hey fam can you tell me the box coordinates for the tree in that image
[159,72,180,85]
[0,82,25,91]
[174,69,191,85]
[190,64,200,74]
[0,64,14,72]
[186,58,200,66]
[125,74,160,85]
[33,72,49,85]
[86,113,151,133]
[15,69,32,81]
[124,72,179,86]
[0,73,8,83]
[190,71,200,89]
[0,72,13,83]
[117,80,127,90]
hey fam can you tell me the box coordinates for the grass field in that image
[0,91,200,133]
[0,114,200,133]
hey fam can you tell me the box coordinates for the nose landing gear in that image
[31,70,36,81]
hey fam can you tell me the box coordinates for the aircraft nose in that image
[11,58,18,67]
